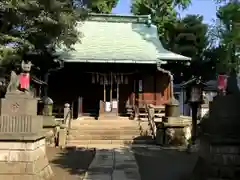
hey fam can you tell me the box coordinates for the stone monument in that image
[0,61,53,179]
[190,73,240,180]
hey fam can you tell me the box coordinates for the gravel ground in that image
[46,147,95,180]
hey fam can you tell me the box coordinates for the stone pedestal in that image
[156,116,192,145]
[0,93,53,179]
[0,136,53,180]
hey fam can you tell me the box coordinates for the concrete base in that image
[0,136,53,180]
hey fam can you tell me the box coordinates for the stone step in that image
[70,126,140,130]
[67,143,125,149]
[67,134,140,140]
[71,119,137,123]
[69,132,140,136]
[69,128,140,133]
[70,125,139,130]
[68,133,140,139]
[66,139,155,146]
[71,120,138,126]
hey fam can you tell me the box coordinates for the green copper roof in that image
[58,13,191,63]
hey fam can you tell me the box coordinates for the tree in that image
[168,15,208,59]
[208,0,240,74]
[132,0,212,81]
[81,0,119,13]
[166,15,210,81]
[0,0,85,73]
[131,0,191,47]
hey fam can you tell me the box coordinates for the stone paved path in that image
[83,147,141,180]
[47,145,198,180]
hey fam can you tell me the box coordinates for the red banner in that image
[217,75,228,91]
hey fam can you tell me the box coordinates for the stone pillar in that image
[78,96,83,117]
[64,103,71,126]
[58,124,67,148]
[0,93,53,179]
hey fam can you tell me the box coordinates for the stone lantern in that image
[43,96,54,116]
[181,77,206,145]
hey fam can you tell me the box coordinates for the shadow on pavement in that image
[131,145,198,180]
[125,135,199,180]
[46,147,96,180]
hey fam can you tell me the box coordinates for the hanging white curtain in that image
[96,73,99,83]
[100,76,104,85]
[92,73,95,84]
[124,76,128,84]
[120,74,124,84]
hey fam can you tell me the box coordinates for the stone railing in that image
[57,103,72,148]
[146,104,157,139]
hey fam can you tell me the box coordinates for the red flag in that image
[217,75,228,91]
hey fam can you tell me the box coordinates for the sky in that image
[112,0,218,24]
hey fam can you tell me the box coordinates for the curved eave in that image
[157,49,191,61]
[158,55,191,61]
[63,58,157,64]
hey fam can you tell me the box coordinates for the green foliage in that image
[208,1,240,74]
[81,0,119,13]
[0,0,85,71]
[132,0,212,81]
[131,0,191,47]
[168,15,209,59]
[169,15,210,80]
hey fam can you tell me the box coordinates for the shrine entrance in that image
[102,81,119,117]
[92,72,129,118]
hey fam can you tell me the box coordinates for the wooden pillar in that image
[135,75,140,120]
[133,79,136,107]
[77,96,83,117]
[110,72,112,103]
[154,72,157,105]
[104,81,106,102]
[116,82,119,116]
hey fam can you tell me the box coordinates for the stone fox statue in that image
[6,60,32,94]
[6,70,20,93]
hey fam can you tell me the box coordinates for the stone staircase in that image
[66,118,154,148]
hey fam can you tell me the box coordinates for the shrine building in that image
[49,13,190,119]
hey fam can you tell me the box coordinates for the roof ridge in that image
[88,13,151,24]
